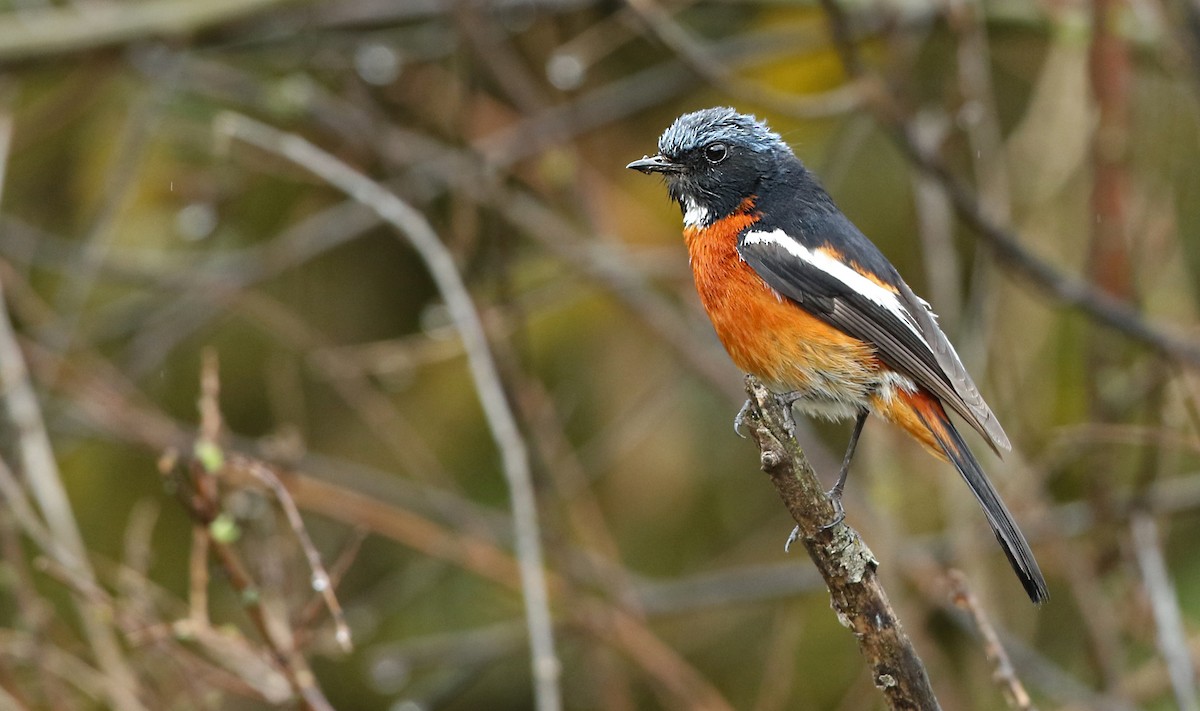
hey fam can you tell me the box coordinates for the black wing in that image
[737,230,1010,454]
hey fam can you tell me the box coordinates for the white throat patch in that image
[682,197,710,228]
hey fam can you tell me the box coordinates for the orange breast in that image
[685,212,879,412]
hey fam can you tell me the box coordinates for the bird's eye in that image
[704,142,728,164]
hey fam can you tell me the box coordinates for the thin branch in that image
[187,522,210,627]
[624,0,868,119]
[1087,0,1134,301]
[903,101,1200,368]
[814,0,864,77]
[42,80,166,385]
[0,0,311,61]
[947,597,1137,711]
[948,571,1038,711]
[1129,512,1199,711]
[812,0,1200,368]
[294,527,367,644]
[163,357,336,711]
[234,456,353,652]
[203,532,333,711]
[284,474,736,710]
[0,116,147,711]
[740,375,941,711]
[215,112,562,711]
[0,629,111,706]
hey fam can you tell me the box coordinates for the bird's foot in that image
[784,488,844,552]
[733,399,753,438]
[774,390,803,435]
[736,391,805,437]
[785,525,800,552]
[821,485,846,530]
[776,390,805,407]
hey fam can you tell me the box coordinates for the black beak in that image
[626,154,681,174]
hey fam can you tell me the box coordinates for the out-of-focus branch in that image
[1087,0,1133,302]
[0,114,146,711]
[1081,0,1139,686]
[813,0,1200,368]
[915,136,1200,356]
[44,81,163,381]
[1129,513,1199,711]
[740,375,941,711]
[624,0,868,119]
[161,355,336,711]
[0,0,310,61]
[232,456,353,652]
[286,475,736,710]
[214,112,563,711]
[814,0,863,77]
[140,54,748,406]
[949,571,1037,711]
[9,310,733,711]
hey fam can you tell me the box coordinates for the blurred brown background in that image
[1,0,1199,709]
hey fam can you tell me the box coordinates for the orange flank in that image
[872,388,952,462]
[685,204,878,402]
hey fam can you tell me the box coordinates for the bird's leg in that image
[823,409,868,528]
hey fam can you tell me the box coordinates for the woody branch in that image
[741,375,941,711]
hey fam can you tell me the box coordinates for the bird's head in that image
[627,107,791,228]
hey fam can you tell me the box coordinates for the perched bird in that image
[628,107,1048,603]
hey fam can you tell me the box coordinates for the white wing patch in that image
[741,229,923,338]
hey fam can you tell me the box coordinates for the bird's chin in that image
[666,180,692,205]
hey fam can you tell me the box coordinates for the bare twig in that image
[0,629,111,706]
[1087,0,1133,302]
[43,81,165,384]
[0,454,81,574]
[234,456,353,652]
[294,527,367,642]
[0,498,57,710]
[811,0,1200,368]
[624,0,868,119]
[752,604,804,711]
[284,474,736,709]
[949,602,1137,711]
[905,101,1200,368]
[740,375,941,711]
[0,0,311,61]
[573,600,735,711]
[1129,512,1199,711]
[215,112,562,711]
[187,521,210,627]
[203,532,333,711]
[163,357,337,711]
[0,116,146,711]
[949,571,1038,711]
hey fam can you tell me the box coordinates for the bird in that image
[627,107,1048,603]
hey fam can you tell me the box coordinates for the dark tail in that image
[913,398,1049,603]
